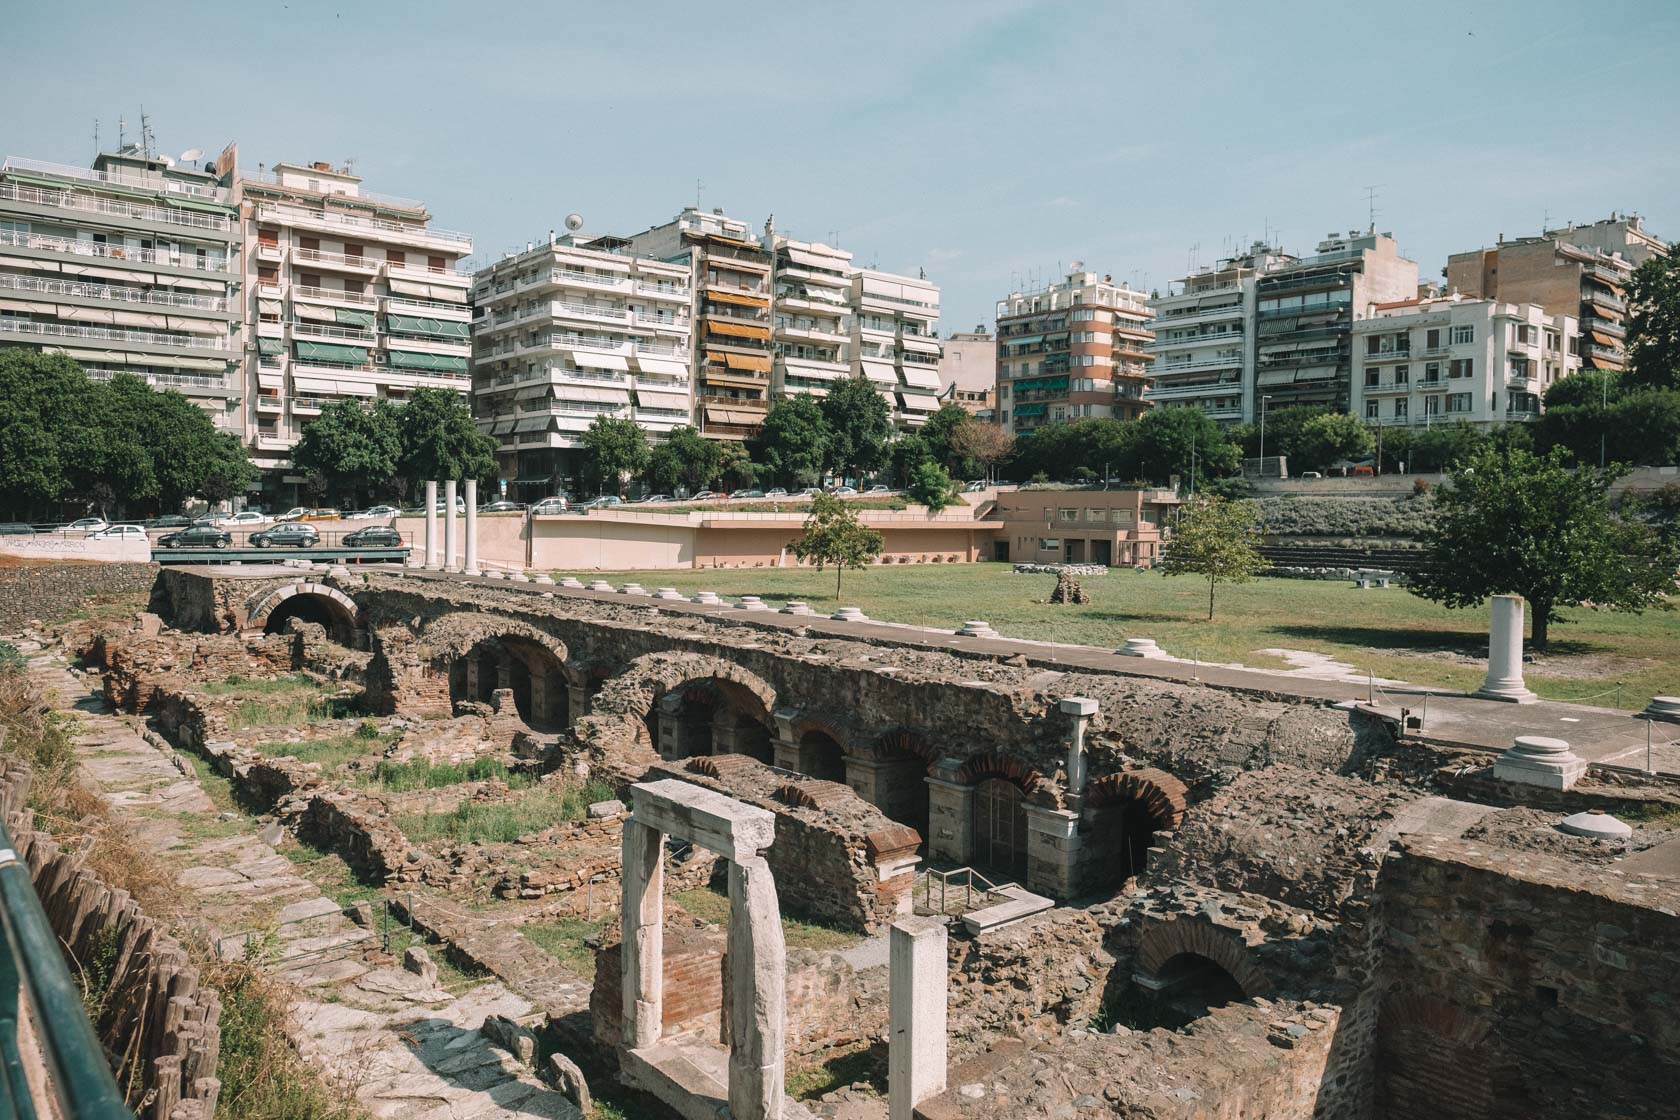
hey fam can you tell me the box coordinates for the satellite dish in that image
[180,148,204,162]
[564,213,584,232]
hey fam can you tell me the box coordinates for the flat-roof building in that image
[938,328,996,417]
[848,267,942,428]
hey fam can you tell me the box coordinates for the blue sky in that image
[9,0,1679,331]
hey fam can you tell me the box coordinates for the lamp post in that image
[1258,394,1272,478]
[1600,363,1610,469]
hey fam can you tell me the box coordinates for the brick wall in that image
[0,561,158,633]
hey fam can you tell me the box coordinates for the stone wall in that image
[0,561,158,633]
[1373,835,1680,1120]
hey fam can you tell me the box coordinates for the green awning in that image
[1003,334,1044,347]
[257,337,284,355]
[295,340,368,364]
[1014,403,1048,417]
[2,173,74,192]
[388,349,468,372]
[1012,376,1069,393]
[334,307,376,328]
[386,313,470,339]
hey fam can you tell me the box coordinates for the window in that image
[1365,400,1380,419]
[1039,538,1060,551]
[1447,392,1472,413]
[1058,508,1077,521]
[1514,323,1536,345]
[1394,399,1409,419]
[1085,509,1107,523]
[1426,328,1440,349]
[1112,510,1134,527]
[1365,369,1380,387]
[1545,330,1561,353]
[1424,396,1441,416]
[387,249,406,266]
[429,255,445,271]
[1394,365,1409,384]
[1449,358,1473,379]
[343,242,364,260]
[1366,335,1381,355]
[1450,324,1475,345]
[300,272,322,289]
[1423,362,1441,383]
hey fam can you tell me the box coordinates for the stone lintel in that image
[631,778,776,862]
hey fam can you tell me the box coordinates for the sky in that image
[9,0,1680,331]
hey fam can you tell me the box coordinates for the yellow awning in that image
[721,352,771,372]
[704,405,766,426]
[1589,330,1619,347]
[707,320,770,341]
[705,290,768,308]
[704,371,771,390]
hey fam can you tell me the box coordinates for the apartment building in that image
[237,161,473,494]
[848,267,943,428]
[470,235,693,492]
[766,230,852,403]
[0,149,242,432]
[624,208,773,441]
[1350,295,1578,429]
[1147,243,1294,425]
[1254,231,1418,413]
[937,328,996,418]
[995,270,1154,435]
[1446,215,1667,376]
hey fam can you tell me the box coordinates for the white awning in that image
[557,385,630,405]
[0,255,49,271]
[901,335,942,354]
[293,375,376,396]
[257,299,283,316]
[515,385,549,400]
[784,247,846,271]
[157,276,222,292]
[859,359,896,385]
[165,316,224,335]
[803,286,848,305]
[780,358,846,381]
[0,298,57,314]
[634,356,688,377]
[635,390,690,410]
[900,364,942,390]
[107,309,173,329]
[573,351,628,371]
[294,303,338,322]
[61,264,154,283]
[257,369,283,389]
[897,393,938,413]
[144,353,229,371]
[515,415,552,432]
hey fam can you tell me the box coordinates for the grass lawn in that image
[674,885,860,951]
[202,674,362,727]
[570,563,1680,708]
[396,779,614,845]
[520,914,610,980]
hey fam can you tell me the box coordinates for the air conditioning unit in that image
[373,352,387,365]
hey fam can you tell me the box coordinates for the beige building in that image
[1446,215,1666,377]
[848,267,942,428]
[938,328,996,417]
[991,487,1180,566]
[470,235,693,495]
[238,160,472,500]
[766,229,852,404]
[1351,295,1578,429]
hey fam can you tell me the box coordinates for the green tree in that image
[1410,445,1679,649]
[651,426,723,493]
[790,492,884,596]
[578,415,650,497]
[754,395,829,488]
[718,441,756,490]
[291,399,401,507]
[907,460,955,512]
[888,435,933,487]
[1627,252,1680,391]
[1129,407,1240,487]
[820,375,892,485]
[917,403,974,472]
[948,420,1014,483]
[396,387,497,495]
[1293,412,1375,473]
[1156,495,1267,619]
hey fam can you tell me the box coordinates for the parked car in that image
[478,501,525,513]
[764,488,789,498]
[56,517,110,534]
[362,504,399,519]
[530,497,570,515]
[962,481,987,493]
[149,514,191,529]
[249,523,320,548]
[732,489,766,499]
[297,509,341,521]
[578,495,623,510]
[864,485,892,495]
[276,507,310,522]
[795,487,822,498]
[628,494,669,505]
[344,525,403,548]
[830,485,858,496]
[158,525,231,549]
[690,491,721,502]
[217,511,270,528]
[1299,471,1324,480]
[89,524,149,541]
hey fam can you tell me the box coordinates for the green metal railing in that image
[0,818,131,1120]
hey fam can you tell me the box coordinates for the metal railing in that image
[3,155,221,200]
[0,180,232,232]
[0,229,230,273]
[292,284,377,306]
[0,318,229,351]
[0,817,133,1119]
[251,201,472,247]
[385,294,469,315]
[915,866,1011,917]
[0,272,226,312]
[293,245,379,270]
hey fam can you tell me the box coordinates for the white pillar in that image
[620,819,665,1049]
[443,481,459,573]
[1475,594,1536,703]
[1058,696,1098,796]
[727,857,785,1120]
[464,479,480,576]
[889,916,948,1120]
[423,481,439,569]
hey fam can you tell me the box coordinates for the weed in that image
[396,780,613,845]
[520,915,609,981]
[208,959,365,1120]
[365,756,522,791]
[675,886,859,951]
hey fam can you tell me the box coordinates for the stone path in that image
[28,657,582,1120]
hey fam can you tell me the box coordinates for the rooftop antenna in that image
[1363,184,1382,233]
[139,106,155,159]
[695,178,704,210]
[117,115,127,152]
[1542,208,1552,235]
[92,118,100,161]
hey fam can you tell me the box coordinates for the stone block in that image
[1492,735,1587,790]
[402,945,439,986]
[631,779,776,863]
[547,1052,592,1113]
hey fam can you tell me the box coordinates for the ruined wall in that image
[1373,835,1680,1120]
[0,561,158,633]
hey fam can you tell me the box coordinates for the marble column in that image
[424,480,439,569]
[1475,594,1537,703]
[620,819,665,1049]
[727,856,785,1120]
[464,479,480,576]
[1058,696,1098,800]
[889,917,948,1120]
[443,481,459,573]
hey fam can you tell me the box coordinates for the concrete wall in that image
[0,535,151,563]
[393,512,528,570]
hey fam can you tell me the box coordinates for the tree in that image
[948,421,1014,483]
[888,434,933,487]
[790,492,884,597]
[397,387,497,494]
[1627,252,1680,391]
[907,460,956,512]
[291,399,401,508]
[718,441,756,490]
[820,375,892,485]
[1156,496,1267,619]
[578,415,650,497]
[653,427,723,493]
[917,403,973,472]
[1293,412,1375,473]
[754,395,829,488]
[1409,445,1679,649]
[1128,407,1240,488]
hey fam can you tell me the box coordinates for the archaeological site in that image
[2,559,1678,1120]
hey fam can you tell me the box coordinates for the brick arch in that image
[591,651,779,729]
[418,612,570,666]
[847,727,936,765]
[1085,767,1189,832]
[954,752,1049,797]
[1377,992,1534,1119]
[1137,918,1271,999]
[244,581,363,643]
[792,717,850,751]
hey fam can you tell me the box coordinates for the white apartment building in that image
[848,267,942,429]
[766,230,852,402]
[238,161,473,497]
[1147,243,1294,424]
[1350,295,1579,429]
[0,149,243,432]
[470,235,692,493]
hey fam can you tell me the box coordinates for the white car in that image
[530,497,570,515]
[89,524,148,540]
[277,507,310,522]
[56,517,110,534]
[217,511,270,527]
[363,504,399,519]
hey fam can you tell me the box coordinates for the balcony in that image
[1583,261,1628,286]
[635,281,691,300]
[293,321,376,344]
[1361,379,1413,394]
[385,294,470,318]
[257,394,283,412]
[1583,291,1626,313]
[388,259,472,284]
[1258,269,1353,296]
[293,246,380,273]
[1151,302,1244,328]
[1505,408,1541,420]
[0,271,226,312]
[1362,347,1412,363]
[0,228,230,273]
[252,201,472,249]
[0,179,232,233]
[293,284,377,307]
[1152,354,1242,375]
[550,299,631,326]
[0,317,228,351]
[1145,380,1240,400]
[3,154,220,200]
[543,267,631,293]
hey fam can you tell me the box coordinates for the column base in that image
[1474,680,1538,704]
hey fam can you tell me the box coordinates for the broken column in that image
[464,479,480,576]
[888,916,948,1120]
[424,480,439,569]
[1474,594,1537,703]
[1493,735,1587,790]
[619,816,665,1049]
[727,856,786,1120]
[443,480,459,573]
[1024,804,1081,898]
[1059,696,1098,800]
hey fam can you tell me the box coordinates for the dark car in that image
[159,525,231,549]
[0,523,34,536]
[344,526,403,548]
[478,500,525,513]
[150,514,191,529]
[249,523,320,548]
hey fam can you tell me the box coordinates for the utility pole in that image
[1258,394,1272,478]
[1374,423,1384,475]
[1600,364,1610,468]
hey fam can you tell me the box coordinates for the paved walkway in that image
[29,658,581,1120]
[390,568,1680,778]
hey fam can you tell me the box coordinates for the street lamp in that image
[1258,394,1273,477]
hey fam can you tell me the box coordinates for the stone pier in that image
[888,916,948,1120]
[424,480,439,569]
[1474,595,1536,703]
[444,480,459,574]
[464,479,480,576]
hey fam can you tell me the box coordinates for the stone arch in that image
[954,752,1050,797]
[595,652,778,764]
[1137,918,1271,1000]
[791,718,848,783]
[419,613,571,731]
[592,652,778,726]
[1082,767,1190,888]
[245,581,363,645]
[1376,992,1534,1119]
[841,728,936,838]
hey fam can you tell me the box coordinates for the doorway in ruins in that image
[654,679,774,763]
[1079,769,1189,894]
[1124,952,1246,1031]
[798,729,847,782]
[447,633,568,731]
[972,778,1028,881]
[259,590,358,645]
